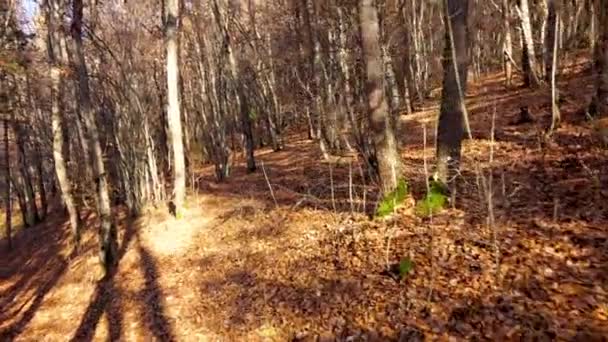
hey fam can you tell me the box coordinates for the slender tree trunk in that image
[212,0,256,172]
[35,149,48,219]
[12,176,29,228]
[13,124,40,225]
[4,119,12,250]
[48,66,81,244]
[399,0,416,114]
[436,0,470,184]
[545,0,559,82]
[517,0,541,87]
[71,0,117,268]
[165,0,186,216]
[549,0,561,133]
[503,0,513,87]
[359,0,402,193]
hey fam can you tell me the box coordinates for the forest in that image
[1,0,607,340]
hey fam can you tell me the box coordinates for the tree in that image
[165,0,186,216]
[359,0,402,193]
[544,0,560,82]
[547,0,561,133]
[590,0,608,117]
[436,0,470,184]
[3,118,11,250]
[503,0,513,87]
[44,0,80,246]
[517,0,541,87]
[70,0,117,267]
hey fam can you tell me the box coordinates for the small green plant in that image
[398,257,414,278]
[375,179,409,218]
[249,109,258,120]
[415,179,449,217]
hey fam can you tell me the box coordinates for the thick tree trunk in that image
[359,0,402,193]
[164,0,186,216]
[436,0,470,184]
[71,0,117,268]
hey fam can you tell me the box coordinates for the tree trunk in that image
[549,0,561,133]
[212,0,256,172]
[4,119,12,250]
[545,0,559,82]
[359,0,402,193]
[71,0,117,268]
[503,0,513,87]
[436,0,470,184]
[590,0,608,117]
[49,66,81,244]
[517,0,541,87]
[14,124,40,225]
[165,0,186,216]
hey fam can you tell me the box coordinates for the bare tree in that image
[590,0,608,117]
[517,0,541,87]
[436,0,470,184]
[45,0,80,245]
[503,0,513,87]
[359,0,402,193]
[3,117,11,250]
[165,0,186,216]
[71,0,117,268]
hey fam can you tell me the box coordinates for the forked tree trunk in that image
[71,0,117,268]
[436,0,470,184]
[359,0,402,193]
[165,0,186,216]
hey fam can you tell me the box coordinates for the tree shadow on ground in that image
[70,212,136,341]
[134,232,176,342]
[0,213,72,340]
[70,213,176,341]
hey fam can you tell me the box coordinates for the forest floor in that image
[1,58,608,341]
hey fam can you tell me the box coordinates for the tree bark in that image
[590,0,608,117]
[213,0,256,172]
[517,0,541,87]
[165,0,186,216]
[503,0,513,86]
[436,0,470,184]
[4,119,12,250]
[545,0,559,82]
[359,0,402,193]
[71,0,117,267]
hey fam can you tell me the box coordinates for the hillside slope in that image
[1,63,607,341]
